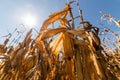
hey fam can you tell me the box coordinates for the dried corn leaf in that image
[35,38,44,52]
[60,18,69,25]
[80,44,108,80]
[3,73,11,80]
[67,28,87,38]
[74,45,83,80]
[23,55,35,72]
[79,45,91,80]
[25,67,36,79]
[0,2,119,80]
[11,48,25,68]
[74,39,89,45]
[91,51,107,79]
[40,4,70,31]
[64,59,74,79]
[50,33,63,56]
[2,59,11,75]
[49,4,70,18]
[88,31,100,46]
[87,31,100,51]
[40,27,66,40]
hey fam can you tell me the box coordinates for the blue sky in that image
[0,0,120,44]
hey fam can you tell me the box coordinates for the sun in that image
[21,13,37,28]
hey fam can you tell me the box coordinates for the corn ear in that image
[62,32,73,57]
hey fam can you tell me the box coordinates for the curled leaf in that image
[67,28,87,38]
[40,4,70,31]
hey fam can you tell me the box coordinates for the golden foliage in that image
[0,3,120,80]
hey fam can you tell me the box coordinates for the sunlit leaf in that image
[40,27,66,40]
[67,28,87,38]
[50,33,63,56]
[40,4,70,31]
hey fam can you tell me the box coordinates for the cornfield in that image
[0,1,120,80]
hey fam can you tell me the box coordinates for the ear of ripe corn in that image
[62,32,73,58]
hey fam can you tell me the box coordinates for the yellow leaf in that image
[50,33,63,56]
